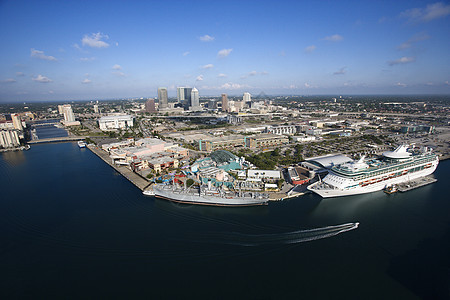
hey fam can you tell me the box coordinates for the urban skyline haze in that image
[0,0,449,102]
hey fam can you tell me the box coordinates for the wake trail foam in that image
[198,222,359,246]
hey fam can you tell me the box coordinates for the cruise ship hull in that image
[153,185,269,207]
[308,158,438,198]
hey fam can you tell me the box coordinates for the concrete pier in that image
[87,145,152,192]
[397,175,437,192]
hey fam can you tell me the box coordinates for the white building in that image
[0,130,20,148]
[247,169,281,182]
[98,115,134,131]
[93,104,99,114]
[62,105,75,122]
[243,92,251,102]
[266,125,296,135]
[11,114,23,131]
[190,87,200,110]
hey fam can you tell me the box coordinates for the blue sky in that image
[0,0,449,102]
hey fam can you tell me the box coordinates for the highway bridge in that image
[27,136,85,144]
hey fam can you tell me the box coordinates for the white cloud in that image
[112,71,125,77]
[220,82,249,90]
[400,2,450,22]
[323,34,343,42]
[241,70,266,79]
[397,32,430,50]
[48,90,54,94]
[30,48,57,61]
[304,83,311,88]
[333,67,347,75]
[1,78,16,83]
[445,80,449,86]
[261,71,269,75]
[305,45,316,53]
[388,56,415,66]
[80,57,96,62]
[202,64,214,69]
[115,42,119,46]
[112,64,122,70]
[217,48,233,58]
[183,51,190,56]
[82,78,91,84]
[196,75,204,81]
[32,75,52,83]
[217,73,227,78]
[82,32,110,48]
[16,72,25,77]
[199,34,214,42]
[396,82,407,87]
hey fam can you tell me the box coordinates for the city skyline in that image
[0,0,449,102]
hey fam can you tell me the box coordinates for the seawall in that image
[87,144,151,192]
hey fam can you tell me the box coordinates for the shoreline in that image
[87,144,152,192]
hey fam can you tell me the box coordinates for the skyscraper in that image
[177,87,185,102]
[158,87,168,109]
[145,98,156,113]
[221,93,228,112]
[190,87,199,110]
[11,114,23,131]
[62,105,75,122]
[243,92,251,102]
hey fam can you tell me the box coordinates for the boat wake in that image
[199,222,359,246]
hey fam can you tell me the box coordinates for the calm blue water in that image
[1,142,449,299]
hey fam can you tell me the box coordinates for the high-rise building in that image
[11,114,23,131]
[177,87,185,102]
[243,92,251,102]
[145,98,156,113]
[93,104,99,114]
[221,93,228,112]
[158,87,168,109]
[208,100,217,109]
[62,105,75,122]
[0,130,20,148]
[190,88,199,110]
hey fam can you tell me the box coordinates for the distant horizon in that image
[1,1,449,102]
[1,93,449,106]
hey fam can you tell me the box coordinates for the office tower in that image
[177,87,185,102]
[145,98,156,113]
[11,114,23,131]
[221,93,228,112]
[93,104,99,114]
[243,92,251,102]
[208,100,217,109]
[62,105,75,122]
[190,88,199,109]
[158,87,168,109]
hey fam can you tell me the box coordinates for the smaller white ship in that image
[77,141,87,148]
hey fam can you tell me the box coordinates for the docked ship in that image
[77,141,87,148]
[151,182,269,207]
[308,145,439,198]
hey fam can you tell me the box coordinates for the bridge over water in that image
[27,136,86,144]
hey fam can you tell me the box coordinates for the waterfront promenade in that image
[87,144,152,192]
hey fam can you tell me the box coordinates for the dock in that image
[397,176,437,192]
[87,144,152,192]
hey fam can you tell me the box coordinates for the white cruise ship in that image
[307,145,439,198]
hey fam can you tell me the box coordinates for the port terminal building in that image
[301,154,353,175]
